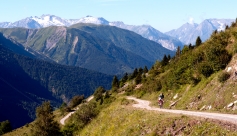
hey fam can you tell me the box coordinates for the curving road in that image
[60,96,94,125]
[127,96,237,124]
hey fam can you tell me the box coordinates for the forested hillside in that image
[0,45,112,128]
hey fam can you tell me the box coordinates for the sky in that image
[1,0,237,32]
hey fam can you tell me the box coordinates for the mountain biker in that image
[158,93,164,108]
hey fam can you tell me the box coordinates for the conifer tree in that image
[161,54,169,66]
[188,43,193,49]
[131,68,138,79]
[176,46,181,58]
[112,75,119,89]
[195,36,202,46]
[143,66,148,73]
[138,67,143,75]
[32,101,62,136]
[167,55,171,61]
[121,73,128,82]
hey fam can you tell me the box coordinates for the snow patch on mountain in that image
[0,14,182,50]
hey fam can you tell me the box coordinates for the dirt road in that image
[60,96,94,125]
[127,96,237,124]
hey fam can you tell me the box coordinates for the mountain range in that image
[0,14,183,51]
[0,23,174,75]
[166,19,234,44]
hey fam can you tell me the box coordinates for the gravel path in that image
[127,96,237,124]
[60,96,94,125]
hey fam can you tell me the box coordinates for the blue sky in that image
[1,0,237,32]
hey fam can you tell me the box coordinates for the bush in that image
[94,86,106,101]
[198,62,213,78]
[69,95,84,108]
[0,120,12,135]
[120,98,130,105]
[68,102,98,131]
[218,72,230,82]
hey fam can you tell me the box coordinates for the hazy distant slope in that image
[166,19,234,44]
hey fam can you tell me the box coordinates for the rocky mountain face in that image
[0,15,183,50]
[166,19,234,45]
[0,24,173,75]
[109,22,183,50]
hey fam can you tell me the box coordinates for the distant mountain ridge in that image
[0,14,183,50]
[166,19,234,44]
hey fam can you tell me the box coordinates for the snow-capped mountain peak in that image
[74,15,109,25]
[31,14,68,27]
[0,14,183,50]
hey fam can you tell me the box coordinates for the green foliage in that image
[175,46,181,58]
[132,23,233,93]
[161,54,169,66]
[143,66,148,73]
[93,86,106,102]
[0,120,12,135]
[67,102,98,132]
[218,72,231,83]
[198,62,213,78]
[135,73,142,84]
[69,95,85,108]
[31,101,62,136]
[130,68,138,79]
[112,76,119,89]
[195,36,202,46]
[120,98,131,105]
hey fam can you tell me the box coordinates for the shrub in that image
[68,102,98,131]
[198,62,213,78]
[120,98,130,105]
[94,86,106,101]
[69,95,84,108]
[0,120,12,135]
[218,72,230,83]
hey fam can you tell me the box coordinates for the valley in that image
[1,11,237,136]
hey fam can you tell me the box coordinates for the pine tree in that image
[120,73,128,87]
[138,67,143,75]
[176,46,181,58]
[32,101,62,136]
[167,55,171,61]
[195,36,202,46]
[161,54,169,66]
[121,73,128,82]
[112,75,119,89]
[143,66,148,73]
[131,68,138,79]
